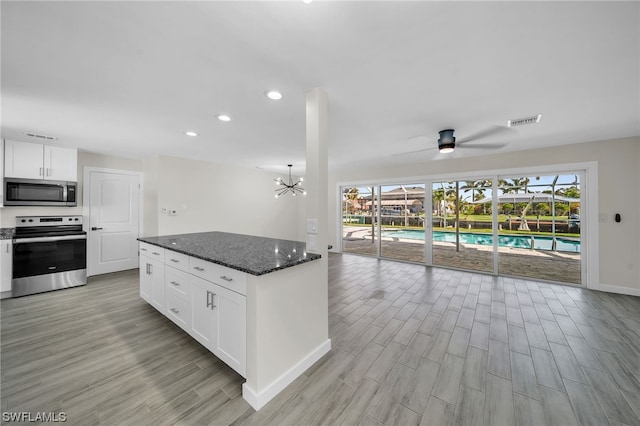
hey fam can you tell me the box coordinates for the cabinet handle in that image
[219,275,233,282]
[152,252,160,256]
[170,258,179,263]
[170,281,180,286]
[140,247,147,251]
[46,168,51,176]
[206,291,217,309]
[170,308,179,314]
[149,264,153,274]
[145,263,150,275]
[39,167,44,176]
[194,266,205,272]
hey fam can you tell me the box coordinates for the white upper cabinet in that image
[44,144,77,181]
[4,140,77,181]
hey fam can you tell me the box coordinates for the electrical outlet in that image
[307,219,318,234]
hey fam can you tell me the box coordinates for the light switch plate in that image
[307,219,318,234]
[307,234,317,251]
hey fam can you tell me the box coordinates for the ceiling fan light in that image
[438,129,456,153]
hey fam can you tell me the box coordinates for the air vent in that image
[24,132,57,141]
[507,114,542,127]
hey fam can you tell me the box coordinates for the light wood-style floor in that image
[2,253,640,425]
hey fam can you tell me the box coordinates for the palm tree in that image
[433,188,445,217]
[345,187,359,213]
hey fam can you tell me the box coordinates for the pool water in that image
[382,229,580,253]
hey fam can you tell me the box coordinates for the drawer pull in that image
[194,266,205,272]
[170,258,180,263]
[141,247,148,251]
[220,275,233,282]
[152,252,161,256]
[170,281,180,286]
[170,308,180,314]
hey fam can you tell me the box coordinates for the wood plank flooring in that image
[1,253,640,425]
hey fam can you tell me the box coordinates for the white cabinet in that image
[210,281,246,375]
[4,140,77,181]
[44,145,77,181]
[190,275,216,348]
[139,255,164,312]
[0,240,12,294]
[138,241,247,377]
[189,275,246,376]
[1,139,4,207]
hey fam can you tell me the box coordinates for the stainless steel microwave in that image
[3,178,77,206]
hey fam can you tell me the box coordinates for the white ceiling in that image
[2,1,639,174]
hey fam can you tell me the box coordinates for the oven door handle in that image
[14,235,87,244]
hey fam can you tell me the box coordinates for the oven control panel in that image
[16,215,83,227]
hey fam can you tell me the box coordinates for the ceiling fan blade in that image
[457,125,514,144]
[392,147,437,157]
[459,143,507,149]
[406,134,430,142]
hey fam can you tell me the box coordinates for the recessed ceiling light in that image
[185,131,198,137]
[217,114,232,122]
[265,90,283,100]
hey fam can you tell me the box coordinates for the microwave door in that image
[4,179,74,206]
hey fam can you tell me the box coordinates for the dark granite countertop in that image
[138,232,321,276]
[0,228,15,240]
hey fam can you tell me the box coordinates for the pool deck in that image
[341,226,581,284]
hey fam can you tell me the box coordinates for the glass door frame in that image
[426,165,592,286]
[338,161,597,289]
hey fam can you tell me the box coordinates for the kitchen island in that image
[138,231,329,410]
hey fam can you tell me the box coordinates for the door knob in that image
[91,227,103,231]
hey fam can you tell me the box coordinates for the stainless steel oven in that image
[12,216,87,297]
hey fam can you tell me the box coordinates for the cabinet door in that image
[140,256,164,310]
[189,275,215,349]
[149,258,165,311]
[44,145,77,181]
[1,139,4,207]
[0,240,12,293]
[139,257,152,303]
[4,140,44,179]
[211,283,246,377]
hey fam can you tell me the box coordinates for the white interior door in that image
[88,170,140,275]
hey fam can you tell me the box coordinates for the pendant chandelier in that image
[274,164,306,198]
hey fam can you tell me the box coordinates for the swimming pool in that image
[382,229,580,253]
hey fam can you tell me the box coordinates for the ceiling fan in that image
[396,126,512,156]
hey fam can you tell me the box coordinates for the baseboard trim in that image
[242,338,332,411]
[596,283,640,297]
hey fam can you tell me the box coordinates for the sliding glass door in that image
[496,174,582,284]
[340,169,584,285]
[379,184,425,262]
[431,179,494,273]
[342,186,379,257]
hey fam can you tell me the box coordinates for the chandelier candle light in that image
[274,165,306,198]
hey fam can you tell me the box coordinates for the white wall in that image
[0,150,143,227]
[328,137,640,292]
[143,155,302,241]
